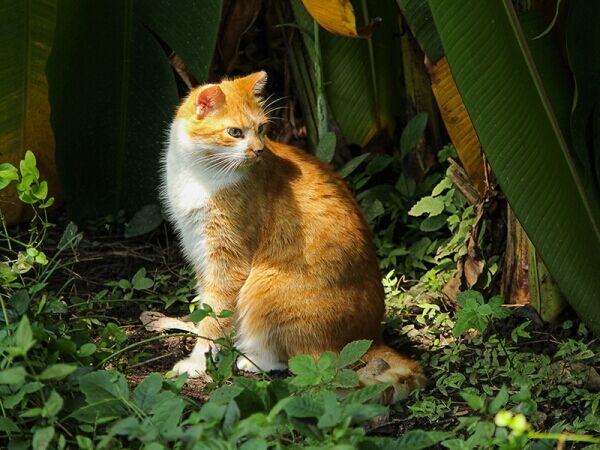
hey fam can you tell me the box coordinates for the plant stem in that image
[528,431,600,444]
[95,332,196,369]
[0,293,9,325]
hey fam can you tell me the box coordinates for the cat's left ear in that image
[195,85,225,119]
[240,71,268,96]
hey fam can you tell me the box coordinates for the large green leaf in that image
[566,0,600,203]
[396,0,443,62]
[428,0,600,335]
[292,0,401,148]
[47,0,222,221]
[0,0,58,223]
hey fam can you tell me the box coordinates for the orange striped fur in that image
[145,71,425,403]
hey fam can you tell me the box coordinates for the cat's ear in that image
[195,85,225,119]
[239,71,268,96]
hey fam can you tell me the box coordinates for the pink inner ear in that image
[195,85,225,117]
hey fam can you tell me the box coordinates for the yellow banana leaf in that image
[429,57,486,194]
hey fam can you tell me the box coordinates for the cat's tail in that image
[358,345,426,404]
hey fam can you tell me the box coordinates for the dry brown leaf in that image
[443,203,485,304]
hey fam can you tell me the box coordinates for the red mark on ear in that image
[195,85,225,118]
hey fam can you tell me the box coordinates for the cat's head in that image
[172,71,271,171]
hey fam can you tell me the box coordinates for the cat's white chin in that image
[172,358,207,378]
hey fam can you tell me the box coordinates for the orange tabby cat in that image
[141,71,425,402]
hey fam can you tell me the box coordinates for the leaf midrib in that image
[502,0,600,243]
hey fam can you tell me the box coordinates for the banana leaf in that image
[396,0,443,63]
[429,0,600,335]
[0,0,59,224]
[47,0,222,221]
[566,0,600,205]
[292,0,402,148]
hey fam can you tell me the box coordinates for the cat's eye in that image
[227,127,244,138]
[258,124,265,135]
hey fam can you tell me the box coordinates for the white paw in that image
[173,358,206,378]
[139,311,169,332]
[236,355,262,373]
[236,355,287,373]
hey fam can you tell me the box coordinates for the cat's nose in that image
[252,148,264,158]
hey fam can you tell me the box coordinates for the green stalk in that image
[95,332,196,369]
[313,20,327,138]
[528,431,600,444]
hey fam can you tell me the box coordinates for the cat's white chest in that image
[166,175,212,278]
[163,119,243,281]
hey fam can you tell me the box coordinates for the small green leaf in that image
[334,369,359,388]
[124,204,164,238]
[58,222,81,250]
[0,163,19,190]
[20,151,38,176]
[316,391,342,429]
[152,396,186,435]
[32,181,48,200]
[400,112,428,156]
[189,306,211,323]
[364,199,385,221]
[288,355,320,386]
[489,386,509,414]
[77,343,97,357]
[117,279,131,290]
[132,268,154,290]
[317,351,337,372]
[32,425,55,450]
[343,383,390,404]
[4,381,44,408]
[219,309,234,318]
[460,391,485,412]
[39,364,77,380]
[11,290,31,316]
[223,399,241,433]
[284,396,323,418]
[133,373,162,412]
[420,215,447,232]
[0,367,27,385]
[75,436,93,450]
[78,370,129,404]
[43,391,64,418]
[343,402,388,423]
[408,196,445,217]
[366,155,394,175]
[338,153,370,178]
[337,340,372,368]
[15,315,34,355]
[394,430,454,449]
[0,417,20,433]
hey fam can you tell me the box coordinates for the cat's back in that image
[262,138,379,274]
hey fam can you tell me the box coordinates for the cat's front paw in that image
[173,358,207,378]
[140,311,169,332]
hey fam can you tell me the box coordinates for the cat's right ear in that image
[195,85,225,119]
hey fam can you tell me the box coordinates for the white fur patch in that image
[235,320,287,372]
[172,339,211,378]
[162,119,247,278]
